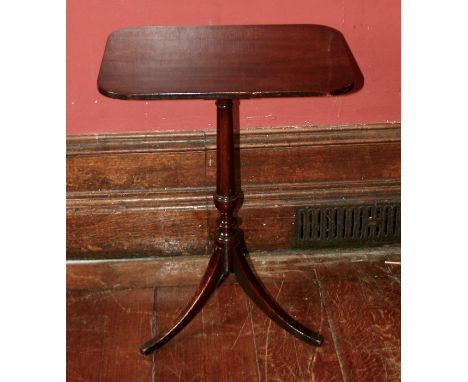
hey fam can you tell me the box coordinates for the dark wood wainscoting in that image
[67,124,400,259]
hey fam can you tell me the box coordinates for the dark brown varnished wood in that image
[140,100,246,354]
[232,245,324,346]
[320,276,401,380]
[139,99,324,353]
[152,280,259,381]
[213,99,241,274]
[67,251,401,381]
[96,24,365,354]
[250,280,342,381]
[67,289,154,381]
[67,246,401,290]
[139,248,225,355]
[98,25,363,100]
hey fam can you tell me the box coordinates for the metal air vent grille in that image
[295,203,400,248]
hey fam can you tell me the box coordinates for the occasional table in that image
[97,24,363,355]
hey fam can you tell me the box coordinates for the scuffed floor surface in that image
[67,249,400,381]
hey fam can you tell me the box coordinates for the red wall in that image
[67,0,400,135]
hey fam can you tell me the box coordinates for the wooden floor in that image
[67,247,400,381]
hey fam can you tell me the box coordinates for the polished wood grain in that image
[139,249,224,354]
[67,151,206,192]
[66,124,400,259]
[233,246,324,346]
[67,124,399,157]
[66,289,154,382]
[250,281,343,381]
[66,251,401,381]
[153,281,259,381]
[320,273,400,381]
[67,209,209,259]
[67,246,401,290]
[98,25,363,100]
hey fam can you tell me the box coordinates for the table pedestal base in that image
[140,100,324,355]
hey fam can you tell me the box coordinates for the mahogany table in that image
[97,24,363,355]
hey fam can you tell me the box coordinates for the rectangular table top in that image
[98,24,363,100]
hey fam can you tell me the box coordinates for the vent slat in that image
[314,209,320,240]
[392,205,398,236]
[298,210,306,240]
[357,207,363,239]
[367,206,375,238]
[384,206,389,236]
[345,207,353,238]
[336,208,343,239]
[375,206,382,238]
[321,208,328,240]
[386,206,394,238]
[325,208,332,240]
[394,205,401,236]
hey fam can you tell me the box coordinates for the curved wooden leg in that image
[140,250,225,355]
[233,248,324,346]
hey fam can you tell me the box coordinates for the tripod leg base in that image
[140,249,225,355]
[233,248,324,346]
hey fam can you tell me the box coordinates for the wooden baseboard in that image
[67,123,400,259]
[66,245,401,289]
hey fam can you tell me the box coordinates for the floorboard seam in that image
[97,295,106,382]
[247,300,262,382]
[151,288,157,382]
[317,277,348,382]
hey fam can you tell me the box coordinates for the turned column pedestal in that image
[140,99,323,354]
